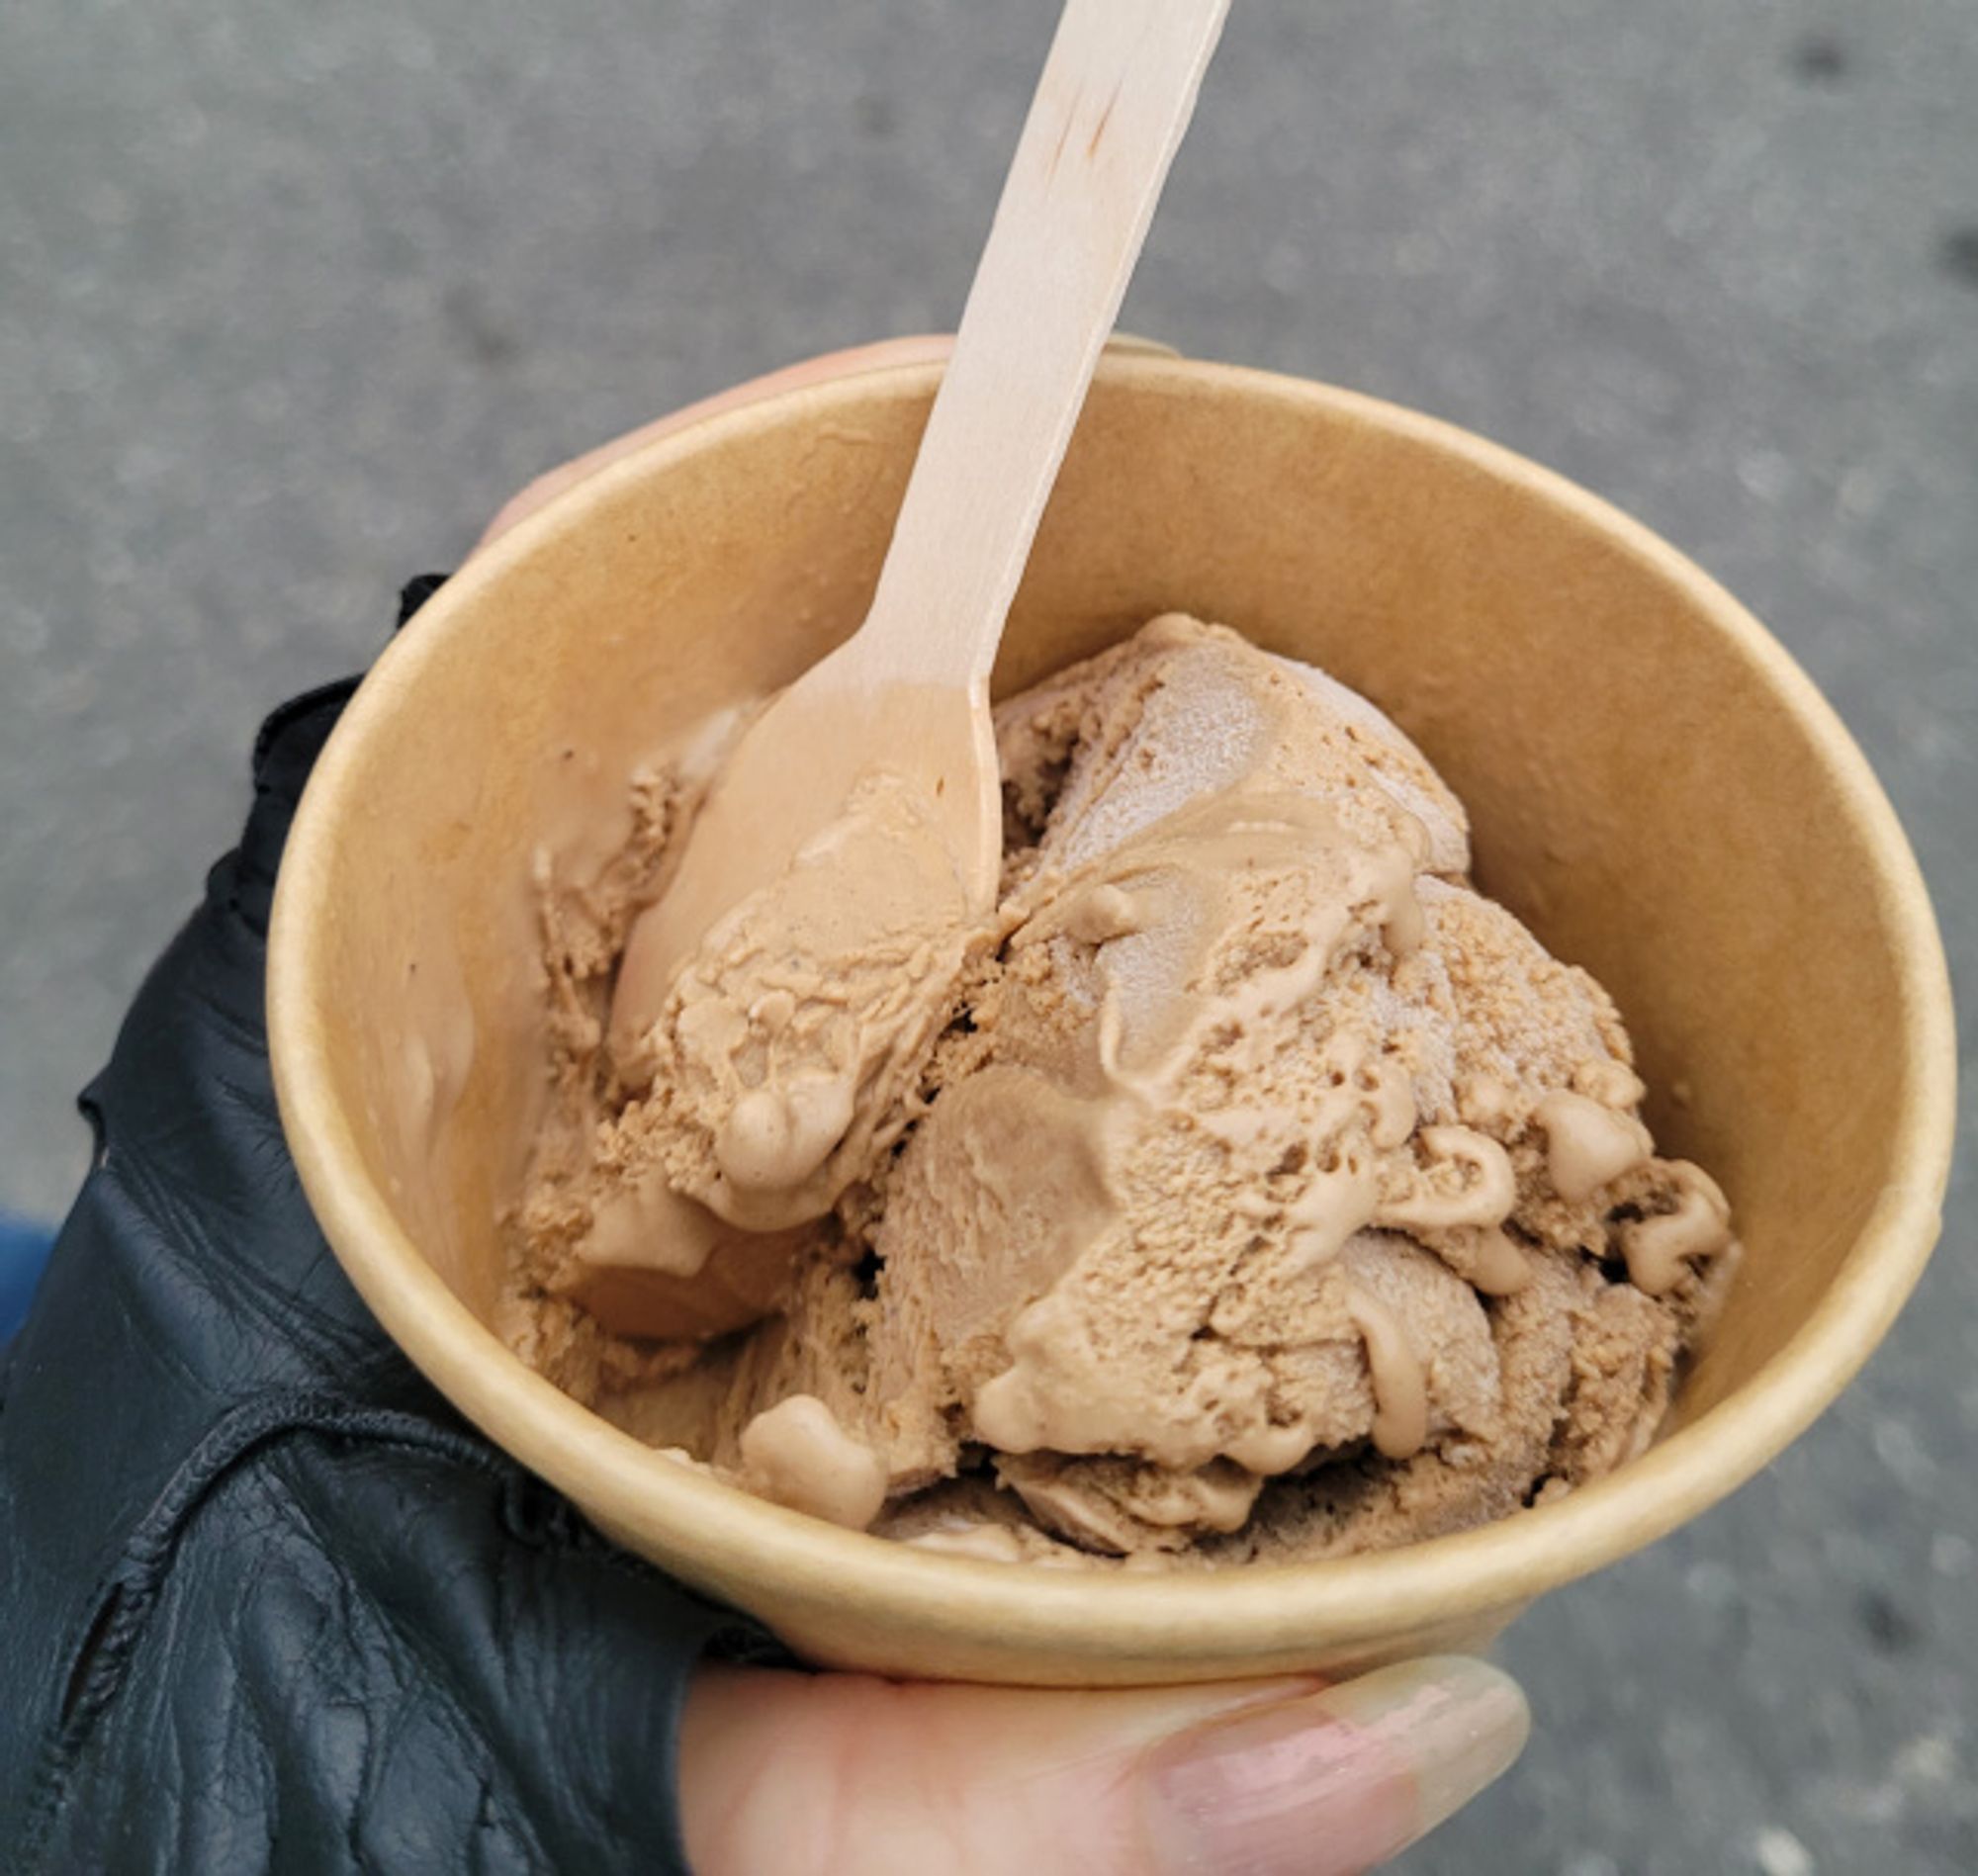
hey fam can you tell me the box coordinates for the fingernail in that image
[1137,1655,1529,1875]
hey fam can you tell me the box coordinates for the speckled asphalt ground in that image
[2,2,1972,1868]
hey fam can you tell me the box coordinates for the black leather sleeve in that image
[0,580,767,1876]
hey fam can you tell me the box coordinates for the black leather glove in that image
[0,578,769,1876]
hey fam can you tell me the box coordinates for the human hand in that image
[0,350,1527,1875]
[679,1656,1524,1874]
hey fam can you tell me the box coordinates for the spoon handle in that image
[851,0,1228,691]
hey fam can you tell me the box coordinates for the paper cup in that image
[269,352,1955,1685]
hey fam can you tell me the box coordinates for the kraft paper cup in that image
[268,351,1955,1685]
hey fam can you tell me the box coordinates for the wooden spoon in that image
[610,0,1229,1050]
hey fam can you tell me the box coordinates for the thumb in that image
[678,1655,1528,1875]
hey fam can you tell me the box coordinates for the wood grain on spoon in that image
[610,0,1229,1056]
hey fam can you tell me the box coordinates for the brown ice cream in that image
[503,615,1738,1564]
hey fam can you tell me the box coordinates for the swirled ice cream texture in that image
[636,766,982,1233]
[508,616,1737,1562]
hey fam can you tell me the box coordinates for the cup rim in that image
[269,352,1957,1665]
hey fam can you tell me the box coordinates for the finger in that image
[469,335,958,555]
[678,1654,1528,1876]
[467,330,1180,557]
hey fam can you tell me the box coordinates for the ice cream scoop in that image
[546,617,1742,1565]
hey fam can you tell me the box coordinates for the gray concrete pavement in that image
[2,1,1972,1868]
